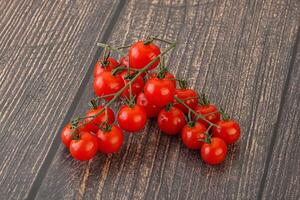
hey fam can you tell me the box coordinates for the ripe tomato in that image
[201,137,227,165]
[61,123,76,148]
[117,104,147,132]
[181,122,207,149]
[94,57,119,77]
[120,70,144,98]
[69,132,98,161]
[144,77,176,107]
[81,106,115,133]
[157,106,186,135]
[93,71,124,100]
[136,92,162,118]
[97,125,124,154]
[212,120,240,144]
[119,55,129,67]
[148,72,176,88]
[194,104,220,127]
[128,41,160,70]
[174,89,198,114]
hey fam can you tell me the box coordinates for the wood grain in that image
[35,0,300,200]
[260,31,300,200]
[0,0,121,199]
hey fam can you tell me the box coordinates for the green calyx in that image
[177,79,188,89]
[199,93,210,106]
[88,99,98,109]
[220,108,230,121]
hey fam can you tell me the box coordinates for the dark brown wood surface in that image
[0,0,299,200]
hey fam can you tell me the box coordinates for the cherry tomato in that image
[119,55,129,67]
[69,132,98,161]
[181,122,207,149]
[120,70,144,98]
[194,104,220,127]
[212,120,240,144]
[201,137,227,165]
[157,106,186,135]
[97,125,124,154]
[136,92,162,118]
[148,72,176,88]
[61,123,76,148]
[94,57,119,77]
[81,106,115,133]
[174,89,198,114]
[117,104,147,132]
[144,77,176,107]
[129,41,160,70]
[93,71,124,100]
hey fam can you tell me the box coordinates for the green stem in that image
[97,43,127,57]
[174,96,217,127]
[152,37,175,45]
[76,42,176,129]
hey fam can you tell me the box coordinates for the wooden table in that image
[1,0,299,199]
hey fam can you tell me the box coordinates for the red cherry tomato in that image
[117,104,147,132]
[69,132,98,161]
[148,72,176,88]
[174,89,198,114]
[129,41,160,70]
[157,106,186,135]
[212,120,240,144]
[97,125,124,154]
[93,71,124,100]
[144,77,176,107]
[201,137,227,165]
[119,56,129,67]
[136,92,162,118]
[181,122,207,149]
[61,123,76,148]
[120,70,144,98]
[94,57,119,77]
[81,106,115,133]
[194,104,220,127]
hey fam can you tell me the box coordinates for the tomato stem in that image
[220,108,230,121]
[97,43,127,57]
[199,93,210,105]
[174,96,217,127]
[88,99,98,109]
[74,42,176,130]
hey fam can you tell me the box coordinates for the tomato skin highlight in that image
[117,104,147,132]
[136,92,162,118]
[129,41,160,70]
[194,104,220,127]
[144,77,176,107]
[61,124,76,148]
[212,120,240,144]
[181,122,207,149]
[120,70,144,98]
[97,125,124,154]
[69,132,98,161]
[81,106,115,133]
[119,56,129,67]
[94,57,119,77]
[201,137,227,165]
[174,89,198,114]
[93,71,124,100]
[157,106,186,135]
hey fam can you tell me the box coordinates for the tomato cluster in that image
[61,38,241,165]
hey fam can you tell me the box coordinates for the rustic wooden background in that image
[0,0,299,199]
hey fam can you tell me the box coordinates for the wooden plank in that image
[35,0,300,199]
[0,0,121,199]
[260,31,300,200]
